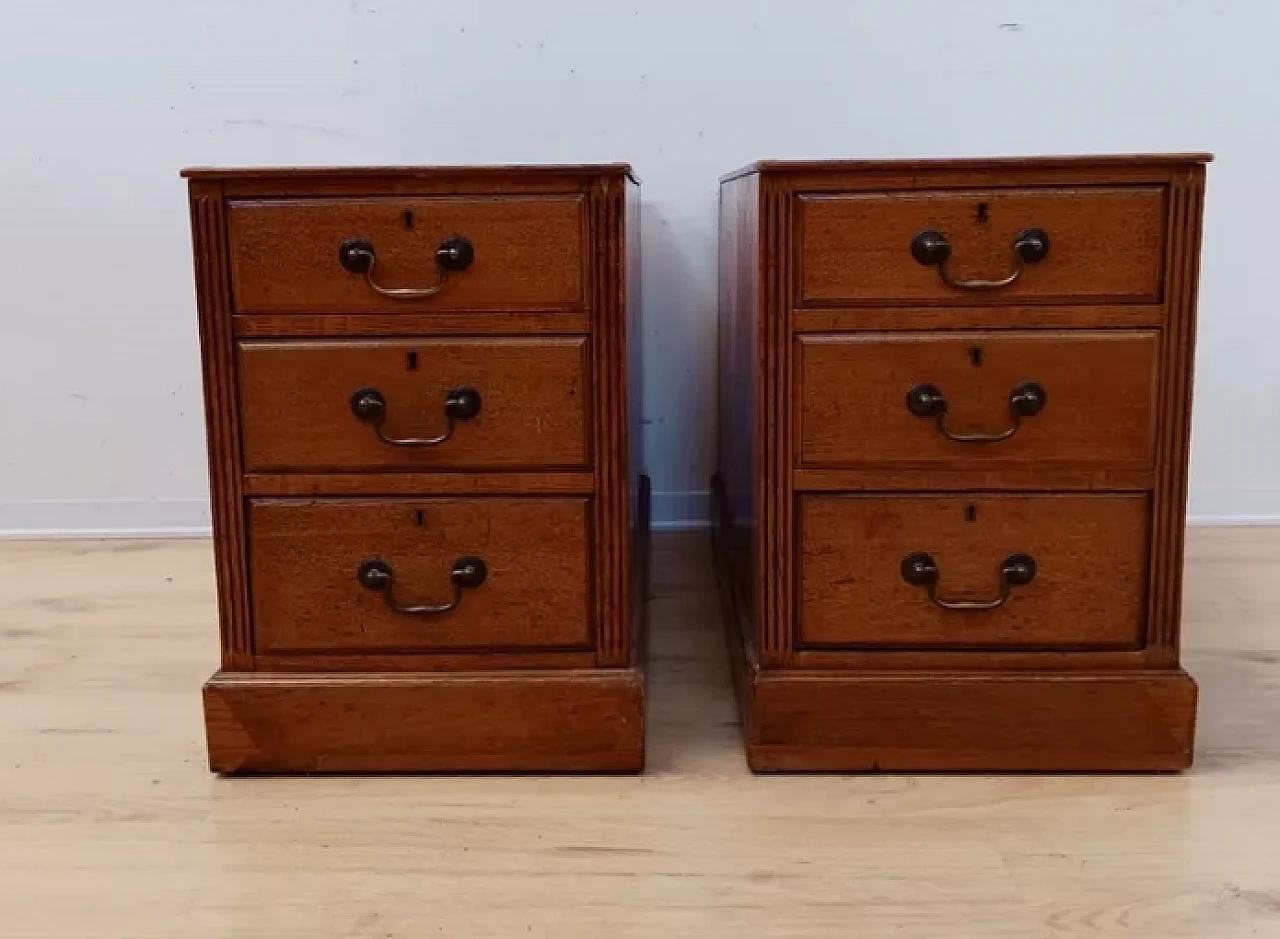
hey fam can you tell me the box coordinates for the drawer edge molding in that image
[243,471,597,497]
[232,312,593,337]
[793,468,1157,492]
[792,305,1166,331]
[1148,167,1207,661]
[189,183,253,668]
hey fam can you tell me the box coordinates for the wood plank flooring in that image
[1,530,1278,937]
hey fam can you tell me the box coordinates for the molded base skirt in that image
[733,661,1197,772]
[203,668,645,774]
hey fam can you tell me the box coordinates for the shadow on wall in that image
[638,199,717,530]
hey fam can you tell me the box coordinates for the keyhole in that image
[965,504,978,522]
[970,346,983,366]
[975,202,989,223]
[406,350,419,371]
[403,209,415,230]
[413,509,426,527]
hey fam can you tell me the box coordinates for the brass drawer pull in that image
[357,556,488,615]
[900,552,1036,612]
[349,385,481,447]
[338,235,475,299]
[905,381,1046,444]
[911,227,1049,290]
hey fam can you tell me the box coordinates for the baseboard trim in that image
[0,494,1277,539]
[650,518,712,532]
[1187,514,1280,526]
[649,489,711,531]
[0,498,211,540]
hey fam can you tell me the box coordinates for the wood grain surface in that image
[189,165,643,771]
[242,471,595,497]
[798,493,1151,650]
[238,338,591,472]
[248,497,593,654]
[798,186,1166,305]
[716,171,761,631]
[231,310,592,337]
[747,669,1197,772]
[718,155,1206,770]
[228,195,587,312]
[187,184,252,669]
[797,330,1159,469]
[204,669,644,773]
[1,530,1277,938]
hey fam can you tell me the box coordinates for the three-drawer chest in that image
[185,164,647,773]
[715,154,1209,771]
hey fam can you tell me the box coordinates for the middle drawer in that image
[797,330,1158,469]
[238,338,591,472]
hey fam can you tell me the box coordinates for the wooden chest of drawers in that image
[185,165,646,773]
[715,155,1209,772]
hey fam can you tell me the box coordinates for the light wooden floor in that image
[2,530,1279,938]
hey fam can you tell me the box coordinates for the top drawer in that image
[798,187,1166,306]
[227,195,587,313]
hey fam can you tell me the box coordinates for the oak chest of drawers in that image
[715,154,1209,772]
[185,164,646,773]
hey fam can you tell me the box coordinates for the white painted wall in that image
[0,0,1275,534]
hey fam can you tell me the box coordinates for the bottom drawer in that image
[799,493,1149,650]
[248,497,592,654]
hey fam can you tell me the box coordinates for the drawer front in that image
[797,330,1158,469]
[249,498,592,654]
[228,196,586,312]
[238,338,590,472]
[798,187,1165,306]
[799,494,1149,650]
